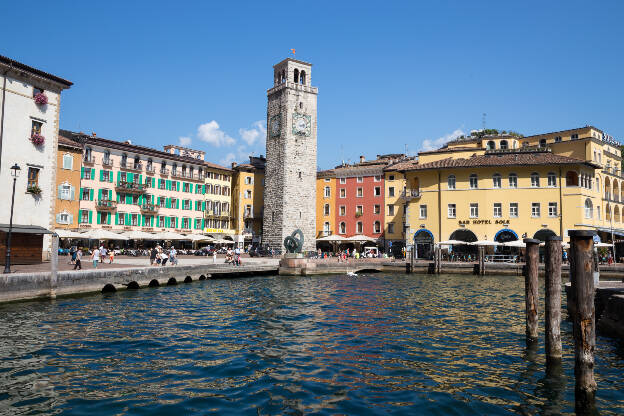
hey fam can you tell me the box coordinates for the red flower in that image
[30,133,45,146]
[34,92,48,105]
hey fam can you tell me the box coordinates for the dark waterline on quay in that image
[0,273,623,415]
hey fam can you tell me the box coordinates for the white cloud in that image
[197,120,235,147]
[239,120,266,146]
[220,152,237,165]
[421,128,465,151]
[178,136,192,146]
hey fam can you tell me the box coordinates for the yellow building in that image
[231,156,265,248]
[396,126,622,259]
[383,168,408,254]
[54,134,82,230]
[203,162,234,239]
[316,170,335,237]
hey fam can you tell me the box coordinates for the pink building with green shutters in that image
[61,130,231,236]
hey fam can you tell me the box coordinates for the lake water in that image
[0,274,622,415]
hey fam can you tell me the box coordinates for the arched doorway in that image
[495,229,518,255]
[449,229,478,258]
[414,229,434,259]
[533,229,557,241]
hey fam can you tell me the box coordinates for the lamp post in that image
[4,163,21,273]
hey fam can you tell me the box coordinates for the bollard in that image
[568,230,597,414]
[544,236,562,363]
[523,238,540,344]
[50,234,59,299]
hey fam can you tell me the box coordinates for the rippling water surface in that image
[0,273,622,415]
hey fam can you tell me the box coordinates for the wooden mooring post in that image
[568,230,597,414]
[544,236,562,363]
[523,238,540,344]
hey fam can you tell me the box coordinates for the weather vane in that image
[290,48,296,56]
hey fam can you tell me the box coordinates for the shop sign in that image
[458,219,510,225]
[203,228,234,234]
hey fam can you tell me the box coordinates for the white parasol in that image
[55,229,85,239]
[80,229,129,240]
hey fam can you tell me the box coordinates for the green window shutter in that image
[91,168,95,178]
[100,170,104,181]
[151,195,154,203]
[126,194,132,204]
[107,213,111,225]
[176,199,179,209]
[115,213,119,225]
[81,167,85,179]
[96,212,101,225]
[166,180,171,190]
[109,190,112,199]
[126,213,130,225]
[88,210,93,224]
[138,175,142,184]
[151,178,155,187]
[202,219,205,229]
[175,217,179,229]
[79,187,84,200]
[98,189,102,200]
[128,173,134,183]
[89,189,94,201]
[117,171,121,183]
[116,192,120,202]
[165,217,170,228]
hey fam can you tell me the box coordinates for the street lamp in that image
[4,163,21,273]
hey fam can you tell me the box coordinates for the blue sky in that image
[3,1,623,169]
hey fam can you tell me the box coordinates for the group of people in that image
[68,245,115,270]
[225,247,242,266]
[149,246,178,266]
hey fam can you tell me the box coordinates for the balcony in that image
[83,155,95,165]
[102,158,113,167]
[96,199,117,210]
[115,181,147,193]
[140,203,159,214]
[159,169,169,176]
[146,165,155,174]
[243,211,254,219]
[400,189,421,200]
[171,170,182,178]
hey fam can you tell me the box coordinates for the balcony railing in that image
[159,169,169,176]
[83,155,95,164]
[171,170,182,178]
[115,181,147,193]
[96,199,117,210]
[140,203,159,213]
[146,165,155,174]
[102,158,112,167]
[400,189,421,199]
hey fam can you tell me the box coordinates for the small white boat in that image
[346,271,358,277]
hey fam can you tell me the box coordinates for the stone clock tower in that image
[263,58,318,252]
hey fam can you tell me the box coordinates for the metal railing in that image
[96,199,117,210]
[400,189,421,199]
[115,181,146,193]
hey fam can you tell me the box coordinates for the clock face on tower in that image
[292,112,311,137]
[270,115,281,137]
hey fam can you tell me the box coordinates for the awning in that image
[0,224,54,234]
[55,229,85,238]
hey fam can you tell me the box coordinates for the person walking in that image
[234,246,241,266]
[150,246,157,266]
[99,245,108,264]
[69,245,77,265]
[91,247,101,268]
[169,247,177,266]
[109,249,115,264]
[213,249,217,264]
[73,249,82,270]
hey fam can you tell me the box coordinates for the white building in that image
[0,55,72,262]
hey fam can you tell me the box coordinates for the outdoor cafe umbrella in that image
[345,235,377,242]
[437,240,468,245]
[316,235,347,242]
[502,240,526,248]
[595,242,614,248]
[470,240,502,246]
[183,234,214,242]
[152,231,187,240]
[55,229,85,239]
[80,229,129,241]
[121,230,156,240]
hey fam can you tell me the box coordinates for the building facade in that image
[397,126,622,258]
[263,58,317,251]
[316,170,335,238]
[54,134,82,230]
[0,55,72,262]
[62,130,227,236]
[232,156,265,248]
[383,168,408,255]
[203,164,234,239]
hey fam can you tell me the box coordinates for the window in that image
[508,203,518,218]
[571,134,578,139]
[492,174,501,188]
[182,218,190,229]
[33,87,44,96]
[555,136,562,143]
[356,187,363,197]
[531,203,540,217]
[419,205,427,219]
[388,187,395,197]
[585,199,593,219]
[356,222,363,234]
[374,175,381,182]
[447,175,456,190]
[470,203,478,218]
[547,172,556,187]
[169,216,175,228]
[323,222,330,234]
[62,154,73,170]
[389,175,395,181]
[27,167,39,189]
[31,120,43,136]
[339,178,346,184]
[373,204,380,214]
[469,174,478,189]
[531,172,540,187]
[539,139,547,147]
[356,205,363,215]
[339,222,346,234]
[339,205,346,216]
[244,176,253,185]
[324,186,331,197]
[493,203,502,218]
[324,178,330,182]
[388,205,395,216]
[84,168,92,180]
[597,206,601,220]
[99,211,108,225]
[500,140,508,150]
[356,176,363,183]
[60,184,71,200]
[548,202,558,217]
[81,188,90,200]
[448,204,456,218]
[245,190,252,199]
[183,183,190,192]
[324,204,330,216]
[57,212,70,224]
[158,216,164,227]
[81,210,89,224]
[388,223,395,234]
[159,179,165,190]
[373,221,381,233]
[340,188,346,198]
[183,200,191,210]
[374,186,381,196]
[102,170,110,182]
[132,195,140,205]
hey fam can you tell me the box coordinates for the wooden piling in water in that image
[568,230,597,414]
[544,236,562,363]
[523,238,540,344]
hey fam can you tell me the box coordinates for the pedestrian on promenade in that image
[150,247,157,266]
[99,245,108,263]
[234,246,241,266]
[69,245,77,265]
[169,247,177,266]
[109,249,115,264]
[73,249,82,270]
[161,250,168,266]
[91,247,101,268]
[213,249,217,264]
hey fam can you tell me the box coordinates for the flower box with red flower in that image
[34,92,48,106]
[30,133,45,146]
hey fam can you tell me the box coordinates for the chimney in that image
[359,155,365,163]
[92,132,97,137]
[231,162,237,168]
